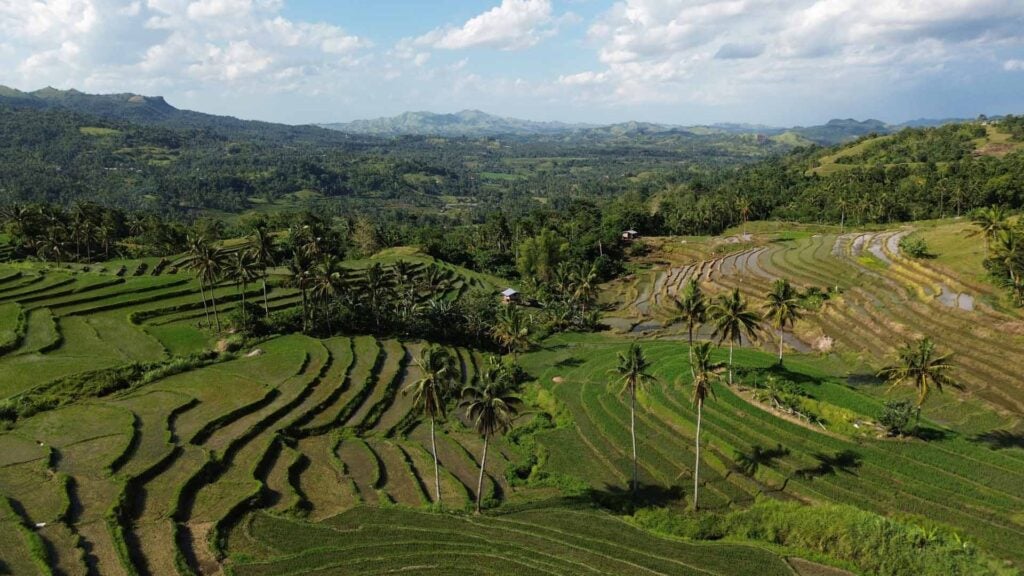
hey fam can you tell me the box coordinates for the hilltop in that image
[322,108,968,145]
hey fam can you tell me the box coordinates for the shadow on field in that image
[972,429,1024,450]
[554,356,585,368]
[741,364,821,388]
[583,483,687,513]
[733,443,790,477]
[845,373,883,388]
[795,450,862,479]
[910,426,951,441]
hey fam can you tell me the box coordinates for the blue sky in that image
[1,1,1023,126]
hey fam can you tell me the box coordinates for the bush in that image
[633,499,1007,576]
[899,235,933,259]
[879,400,916,436]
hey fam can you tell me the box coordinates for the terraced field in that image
[607,223,1024,432]
[521,335,1024,567]
[2,227,1023,575]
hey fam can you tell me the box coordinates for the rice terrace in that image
[3,4,1024,574]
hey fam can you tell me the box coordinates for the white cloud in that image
[1006,59,1024,71]
[415,0,556,51]
[565,0,1024,106]
[0,0,367,94]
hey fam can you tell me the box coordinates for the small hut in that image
[621,229,640,242]
[501,288,520,304]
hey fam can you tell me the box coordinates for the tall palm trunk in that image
[197,277,211,327]
[430,417,441,504]
[778,328,785,362]
[630,382,638,495]
[688,324,695,379]
[300,289,309,332]
[262,274,270,316]
[475,433,490,514]
[728,341,735,386]
[210,283,221,332]
[693,401,702,511]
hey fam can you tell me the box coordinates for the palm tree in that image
[175,234,226,331]
[673,278,706,377]
[708,288,762,385]
[611,343,657,495]
[199,247,227,332]
[228,249,259,311]
[993,227,1024,305]
[404,345,459,504]
[762,279,803,364]
[309,255,344,333]
[969,206,1007,256]
[689,341,719,511]
[571,263,599,312]
[461,359,522,513]
[491,305,532,361]
[877,337,959,430]
[286,251,314,332]
[250,226,276,316]
[736,196,752,234]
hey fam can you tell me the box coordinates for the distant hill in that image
[320,109,594,137]
[0,85,355,144]
[323,110,965,146]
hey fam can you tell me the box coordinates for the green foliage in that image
[634,499,1009,576]
[879,400,916,436]
[899,235,934,259]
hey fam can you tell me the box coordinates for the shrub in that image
[633,499,1007,576]
[879,400,915,436]
[899,235,933,259]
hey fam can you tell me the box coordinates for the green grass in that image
[231,506,795,576]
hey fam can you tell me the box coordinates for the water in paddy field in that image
[936,285,975,311]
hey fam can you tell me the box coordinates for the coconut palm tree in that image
[993,226,1024,305]
[762,279,803,364]
[404,345,459,504]
[309,255,344,333]
[689,341,719,511]
[228,249,259,310]
[250,226,276,316]
[461,359,522,513]
[571,262,599,312]
[611,343,657,495]
[736,196,752,234]
[877,337,959,430]
[175,234,227,331]
[491,305,532,361]
[286,251,314,332]
[673,278,706,377]
[969,206,1007,256]
[708,288,762,385]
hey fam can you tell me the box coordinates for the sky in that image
[1,0,1023,126]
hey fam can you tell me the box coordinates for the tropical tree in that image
[688,341,719,511]
[611,343,657,494]
[250,226,276,315]
[462,359,522,513]
[969,206,1007,256]
[877,337,959,430]
[673,278,706,377]
[708,288,762,385]
[286,251,314,332]
[992,226,1024,305]
[404,345,459,504]
[176,234,227,331]
[491,305,532,361]
[228,249,259,310]
[762,279,803,364]
[571,262,599,312]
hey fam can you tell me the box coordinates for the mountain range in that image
[0,85,974,146]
